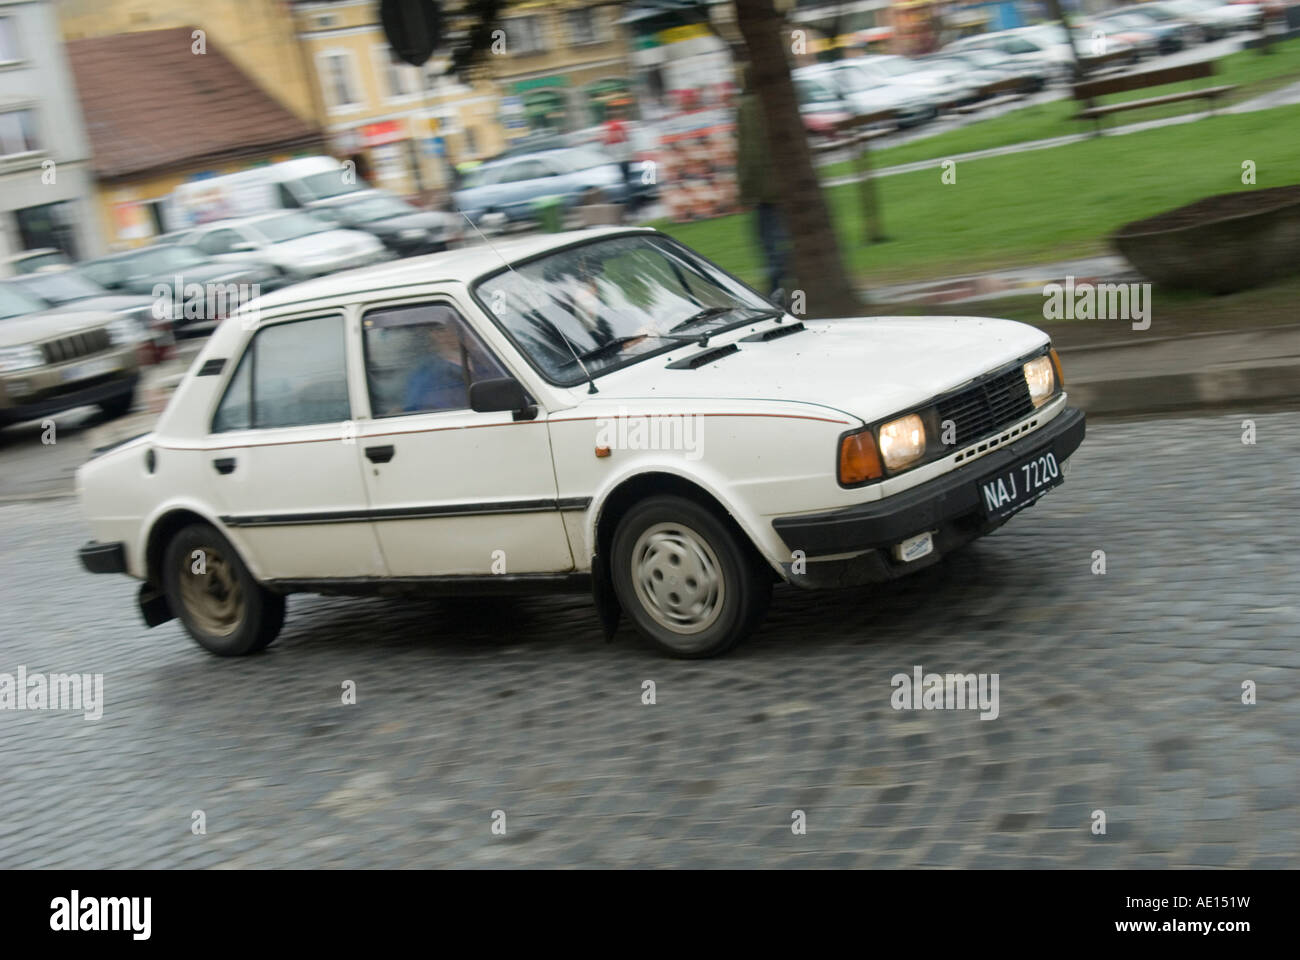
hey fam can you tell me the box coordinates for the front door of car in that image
[206,311,386,580]
[353,299,573,577]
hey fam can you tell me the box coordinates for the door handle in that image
[365,444,395,464]
[213,457,236,475]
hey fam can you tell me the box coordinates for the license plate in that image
[980,450,1063,520]
[61,356,116,383]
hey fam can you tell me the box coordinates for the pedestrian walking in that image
[735,63,789,299]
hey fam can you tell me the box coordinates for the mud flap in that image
[138,583,174,628]
[591,552,621,641]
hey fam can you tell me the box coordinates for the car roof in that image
[242,226,655,312]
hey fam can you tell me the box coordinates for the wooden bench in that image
[1071,59,1236,131]
[953,76,1029,115]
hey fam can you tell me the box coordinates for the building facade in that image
[0,0,102,265]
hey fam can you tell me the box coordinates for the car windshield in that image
[549,148,611,173]
[475,235,776,387]
[297,170,365,202]
[126,245,210,274]
[337,195,415,222]
[254,213,333,243]
[870,58,918,77]
[13,270,107,304]
[0,283,47,319]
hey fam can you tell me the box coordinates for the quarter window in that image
[213,315,350,431]
[362,303,506,418]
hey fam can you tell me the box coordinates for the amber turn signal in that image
[1049,347,1064,388]
[839,430,883,485]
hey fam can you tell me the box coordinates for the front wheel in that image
[162,522,285,656]
[97,384,136,420]
[610,495,771,658]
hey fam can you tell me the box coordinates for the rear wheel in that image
[162,523,285,656]
[610,495,771,658]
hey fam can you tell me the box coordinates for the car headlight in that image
[1023,352,1061,407]
[107,316,142,346]
[878,413,927,471]
[0,344,45,373]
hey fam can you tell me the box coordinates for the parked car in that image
[929,48,1052,92]
[308,190,461,257]
[942,29,1075,82]
[80,244,278,334]
[7,269,173,365]
[0,283,139,427]
[857,54,980,109]
[2,247,72,277]
[794,72,858,139]
[1094,8,1197,53]
[1151,0,1263,39]
[453,146,651,228]
[76,227,1085,660]
[180,211,388,282]
[795,62,936,127]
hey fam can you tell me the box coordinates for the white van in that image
[165,156,371,232]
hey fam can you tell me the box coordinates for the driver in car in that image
[403,321,468,413]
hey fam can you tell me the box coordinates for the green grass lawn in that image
[816,38,1300,180]
[653,102,1300,288]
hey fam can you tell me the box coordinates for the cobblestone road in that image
[1,411,1296,868]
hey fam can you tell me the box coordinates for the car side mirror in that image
[470,377,537,420]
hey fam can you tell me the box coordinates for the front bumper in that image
[773,406,1086,574]
[0,371,138,424]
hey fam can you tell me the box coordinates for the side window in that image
[278,183,299,208]
[362,302,506,418]
[212,314,350,432]
[198,230,234,255]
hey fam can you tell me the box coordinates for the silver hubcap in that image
[631,522,725,638]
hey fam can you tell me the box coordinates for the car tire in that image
[610,495,771,659]
[162,522,285,656]
[97,385,136,420]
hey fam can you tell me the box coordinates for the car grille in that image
[935,365,1035,448]
[41,329,112,365]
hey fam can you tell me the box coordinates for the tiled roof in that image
[65,26,324,180]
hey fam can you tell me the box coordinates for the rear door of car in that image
[205,309,386,580]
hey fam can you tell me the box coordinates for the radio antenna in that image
[459,213,599,394]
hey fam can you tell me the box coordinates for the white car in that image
[76,228,1085,659]
[182,211,387,281]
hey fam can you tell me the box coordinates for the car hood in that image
[580,316,1050,424]
[0,307,116,347]
[270,230,377,259]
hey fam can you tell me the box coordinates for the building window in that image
[378,47,419,99]
[320,52,360,109]
[0,17,20,63]
[315,14,338,29]
[566,8,602,46]
[0,109,39,156]
[15,201,80,261]
[509,16,546,56]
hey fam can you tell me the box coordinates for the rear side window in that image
[212,314,350,431]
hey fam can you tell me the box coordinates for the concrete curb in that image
[1069,363,1300,417]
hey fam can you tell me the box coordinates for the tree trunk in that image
[734,0,863,317]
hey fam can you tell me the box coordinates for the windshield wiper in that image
[577,332,706,364]
[668,305,785,335]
